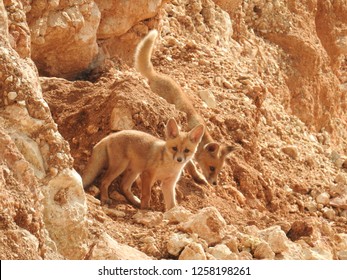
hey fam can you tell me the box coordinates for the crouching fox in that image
[82,118,204,210]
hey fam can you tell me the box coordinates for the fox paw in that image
[100,198,112,206]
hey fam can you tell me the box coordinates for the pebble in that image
[281,145,299,159]
[253,242,275,259]
[8,91,17,100]
[198,89,216,108]
[316,192,330,206]
[322,207,335,220]
[179,242,206,260]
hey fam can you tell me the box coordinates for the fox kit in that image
[82,118,204,210]
[135,30,234,186]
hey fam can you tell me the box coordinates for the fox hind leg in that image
[120,170,141,207]
[100,160,129,205]
[140,172,155,210]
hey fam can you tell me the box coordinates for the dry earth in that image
[1,0,347,260]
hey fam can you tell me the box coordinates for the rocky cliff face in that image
[1,0,347,260]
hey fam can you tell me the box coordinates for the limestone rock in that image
[27,0,101,79]
[0,1,9,39]
[329,182,347,197]
[322,207,336,220]
[258,226,289,254]
[180,207,227,245]
[281,242,305,260]
[110,106,135,131]
[334,173,347,185]
[140,236,161,257]
[223,235,239,253]
[163,206,192,224]
[103,207,126,218]
[179,242,206,260]
[335,233,347,251]
[167,233,193,256]
[253,242,275,259]
[0,28,88,260]
[132,211,163,227]
[330,195,347,210]
[10,132,46,179]
[89,233,151,260]
[206,244,238,260]
[281,145,299,160]
[95,0,162,38]
[303,243,333,260]
[316,192,330,206]
[42,168,88,259]
[199,89,217,108]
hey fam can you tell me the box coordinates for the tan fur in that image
[82,118,204,210]
[135,30,234,185]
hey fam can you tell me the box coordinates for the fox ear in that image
[189,124,205,143]
[204,142,220,155]
[166,118,179,139]
[221,145,234,157]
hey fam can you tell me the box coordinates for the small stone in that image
[304,200,317,212]
[179,242,206,260]
[86,124,98,135]
[253,242,275,259]
[167,233,192,256]
[281,145,299,159]
[198,89,216,108]
[322,207,335,220]
[238,251,253,260]
[180,207,227,246]
[329,183,347,197]
[223,80,233,89]
[334,173,347,185]
[163,206,192,224]
[141,237,161,257]
[215,76,223,87]
[330,195,347,210]
[165,36,179,47]
[259,226,289,254]
[103,208,126,218]
[207,244,237,260]
[132,211,163,227]
[8,91,17,100]
[316,192,330,206]
[110,107,135,131]
[223,236,239,253]
[341,210,347,218]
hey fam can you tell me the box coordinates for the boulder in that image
[180,207,227,245]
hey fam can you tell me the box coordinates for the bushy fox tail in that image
[82,140,108,188]
[134,29,158,79]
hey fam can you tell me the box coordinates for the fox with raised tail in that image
[82,118,204,210]
[134,30,234,186]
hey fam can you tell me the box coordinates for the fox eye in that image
[209,166,216,172]
[184,148,190,153]
[172,146,178,151]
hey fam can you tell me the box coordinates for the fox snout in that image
[176,156,184,163]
